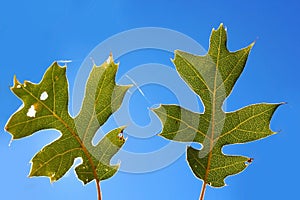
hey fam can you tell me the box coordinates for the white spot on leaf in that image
[16,85,21,88]
[27,105,37,117]
[106,55,112,64]
[40,91,48,101]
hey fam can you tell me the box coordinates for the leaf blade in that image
[5,55,130,185]
[154,24,282,187]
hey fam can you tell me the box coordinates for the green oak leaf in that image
[5,55,131,185]
[153,24,282,188]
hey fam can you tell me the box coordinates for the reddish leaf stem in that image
[96,179,102,200]
[199,182,207,200]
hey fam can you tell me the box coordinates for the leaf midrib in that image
[81,70,109,143]
[203,29,223,185]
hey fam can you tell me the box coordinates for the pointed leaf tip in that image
[216,23,226,32]
[12,75,20,88]
[106,53,114,64]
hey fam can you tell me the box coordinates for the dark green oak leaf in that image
[153,24,282,187]
[5,55,131,185]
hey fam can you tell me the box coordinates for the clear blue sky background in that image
[0,1,298,200]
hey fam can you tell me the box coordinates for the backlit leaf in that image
[5,55,131,185]
[153,24,282,187]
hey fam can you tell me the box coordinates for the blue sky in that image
[0,0,299,199]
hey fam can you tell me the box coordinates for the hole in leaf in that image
[40,91,48,101]
[27,105,37,118]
